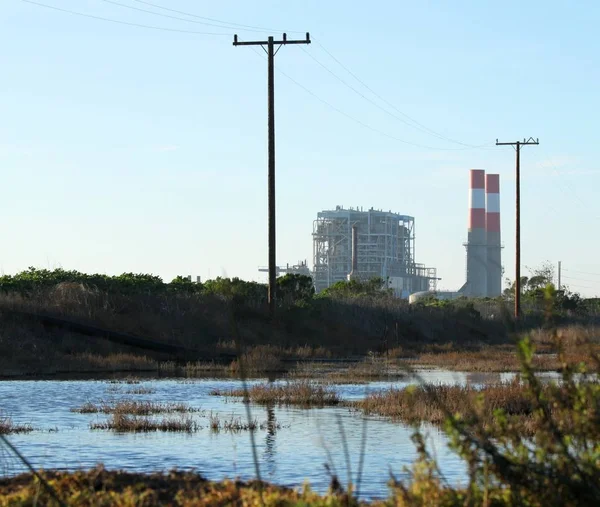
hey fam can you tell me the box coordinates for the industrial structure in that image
[312,206,437,297]
[460,169,503,297]
[258,260,311,277]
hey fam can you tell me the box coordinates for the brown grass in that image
[289,358,406,383]
[208,413,281,433]
[213,380,340,407]
[90,413,199,432]
[407,326,600,372]
[106,377,141,384]
[0,466,367,505]
[0,416,34,435]
[184,361,229,375]
[125,387,156,395]
[351,380,540,433]
[60,352,158,372]
[229,346,286,373]
[71,400,199,415]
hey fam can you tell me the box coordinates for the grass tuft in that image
[90,413,199,433]
[71,400,200,415]
[213,380,340,407]
[0,416,34,435]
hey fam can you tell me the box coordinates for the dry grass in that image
[208,413,281,433]
[289,358,406,383]
[0,466,368,506]
[90,413,199,433]
[106,377,141,384]
[125,387,156,395]
[71,400,199,415]
[184,361,229,375]
[60,352,158,372]
[213,380,340,407]
[351,380,540,433]
[0,416,33,435]
[407,326,600,372]
[229,346,285,374]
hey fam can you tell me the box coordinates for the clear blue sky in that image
[1,0,599,296]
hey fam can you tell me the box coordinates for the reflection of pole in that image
[267,404,276,436]
[264,403,276,475]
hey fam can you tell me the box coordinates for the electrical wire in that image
[298,45,486,146]
[20,0,231,36]
[311,37,493,149]
[562,268,600,280]
[247,45,488,151]
[563,268,600,278]
[101,0,285,34]
[131,0,301,34]
[562,274,600,284]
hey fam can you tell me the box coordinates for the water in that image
[0,372,495,498]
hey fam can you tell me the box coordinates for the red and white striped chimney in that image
[465,169,487,297]
[486,174,502,297]
[469,170,486,232]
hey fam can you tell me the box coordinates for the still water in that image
[0,370,509,498]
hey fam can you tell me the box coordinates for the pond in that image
[0,370,525,498]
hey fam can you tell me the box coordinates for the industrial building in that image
[312,206,438,297]
[459,169,503,298]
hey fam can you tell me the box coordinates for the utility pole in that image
[496,137,539,319]
[233,32,311,315]
[558,261,562,291]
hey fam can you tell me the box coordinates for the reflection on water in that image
[0,373,483,498]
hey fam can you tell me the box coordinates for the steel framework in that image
[312,206,437,295]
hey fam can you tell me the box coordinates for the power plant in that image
[312,206,437,297]
[258,170,502,300]
[459,169,502,297]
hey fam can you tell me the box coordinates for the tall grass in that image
[0,416,33,435]
[90,413,199,433]
[214,380,340,407]
[71,400,199,415]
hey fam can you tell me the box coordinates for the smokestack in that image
[486,174,502,297]
[465,169,487,297]
[348,224,359,281]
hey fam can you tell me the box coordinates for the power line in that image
[564,268,600,278]
[131,0,301,34]
[20,0,230,35]
[311,37,492,149]
[562,274,600,284]
[247,45,489,151]
[298,45,490,148]
[101,0,284,34]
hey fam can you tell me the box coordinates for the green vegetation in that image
[0,266,598,377]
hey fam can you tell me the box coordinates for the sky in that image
[1,0,599,296]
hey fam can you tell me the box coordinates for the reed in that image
[352,380,542,434]
[71,400,199,415]
[208,413,282,433]
[213,380,340,407]
[0,416,34,435]
[90,413,199,433]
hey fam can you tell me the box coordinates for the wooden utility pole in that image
[233,33,311,315]
[496,137,539,319]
